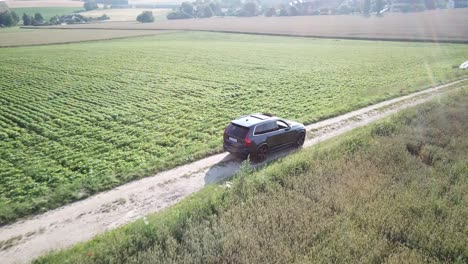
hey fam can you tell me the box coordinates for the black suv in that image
[223,113,306,162]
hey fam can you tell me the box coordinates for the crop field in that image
[50,9,468,43]
[10,7,82,20]
[36,89,468,263]
[0,32,467,225]
[0,29,175,47]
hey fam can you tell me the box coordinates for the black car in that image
[223,113,306,162]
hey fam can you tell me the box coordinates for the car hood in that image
[285,120,304,128]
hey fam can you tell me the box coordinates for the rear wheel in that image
[295,132,305,148]
[255,145,269,162]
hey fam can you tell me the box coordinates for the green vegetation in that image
[11,7,81,20]
[0,32,467,225]
[35,88,468,263]
[136,11,154,23]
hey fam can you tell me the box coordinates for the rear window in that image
[226,123,249,138]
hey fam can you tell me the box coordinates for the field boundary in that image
[20,26,468,44]
[0,78,466,264]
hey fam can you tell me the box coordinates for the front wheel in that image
[255,145,269,162]
[295,132,305,148]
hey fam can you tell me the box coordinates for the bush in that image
[84,1,99,11]
[166,11,191,20]
[136,11,154,23]
[97,14,110,21]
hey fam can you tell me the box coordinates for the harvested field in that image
[46,9,468,43]
[5,0,83,8]
[0,29,176,47]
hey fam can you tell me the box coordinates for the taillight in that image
[245,134,252,147]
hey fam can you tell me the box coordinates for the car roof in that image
[231,113,278,127]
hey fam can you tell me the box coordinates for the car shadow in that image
[204,146,300,185]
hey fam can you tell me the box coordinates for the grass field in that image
[48,9,468,43]
[0,32,467,225]
[0,29,175,47]
[34,88,468,263]
[10,7,82,20]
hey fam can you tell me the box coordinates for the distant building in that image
[448,0,468,8]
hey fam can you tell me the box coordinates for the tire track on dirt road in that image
[0,79,466,264]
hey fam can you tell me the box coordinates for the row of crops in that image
[0,32,467,224]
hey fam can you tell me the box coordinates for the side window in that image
[255,122,278,135]
[277,120,289,129]
[255,124,267,135]
[265,121,278,132]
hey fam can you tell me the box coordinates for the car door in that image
[265,121,287,150]
[275,120,295,146]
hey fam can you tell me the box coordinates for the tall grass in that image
[36,89,468,263]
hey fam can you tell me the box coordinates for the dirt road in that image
[0,79,466,264]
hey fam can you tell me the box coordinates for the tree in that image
[242,2,257,16]
[180,2,195,17]
[278,6,288,16]
[34,13,44,24]
[22,13,31,25]
[196,5,213,18]
[264,7,275,17]
[84,1,99,11]
[11,11,19,24]
[209,2,223,16]
[373,0,384,15]
[361,0,371,16]
[136,11,154,23]
[424,0,436,9]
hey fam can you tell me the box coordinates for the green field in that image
[0,32,467,225]
[11,7,81,20]
[35,89,468,263]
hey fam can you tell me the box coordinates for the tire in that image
[295,132,305,148]
[255,145,269,162]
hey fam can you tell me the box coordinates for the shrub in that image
[136,11,154,23]
[98,14,110,21]
[166,11,191,20]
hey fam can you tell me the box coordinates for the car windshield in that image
[226,123,249,138]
